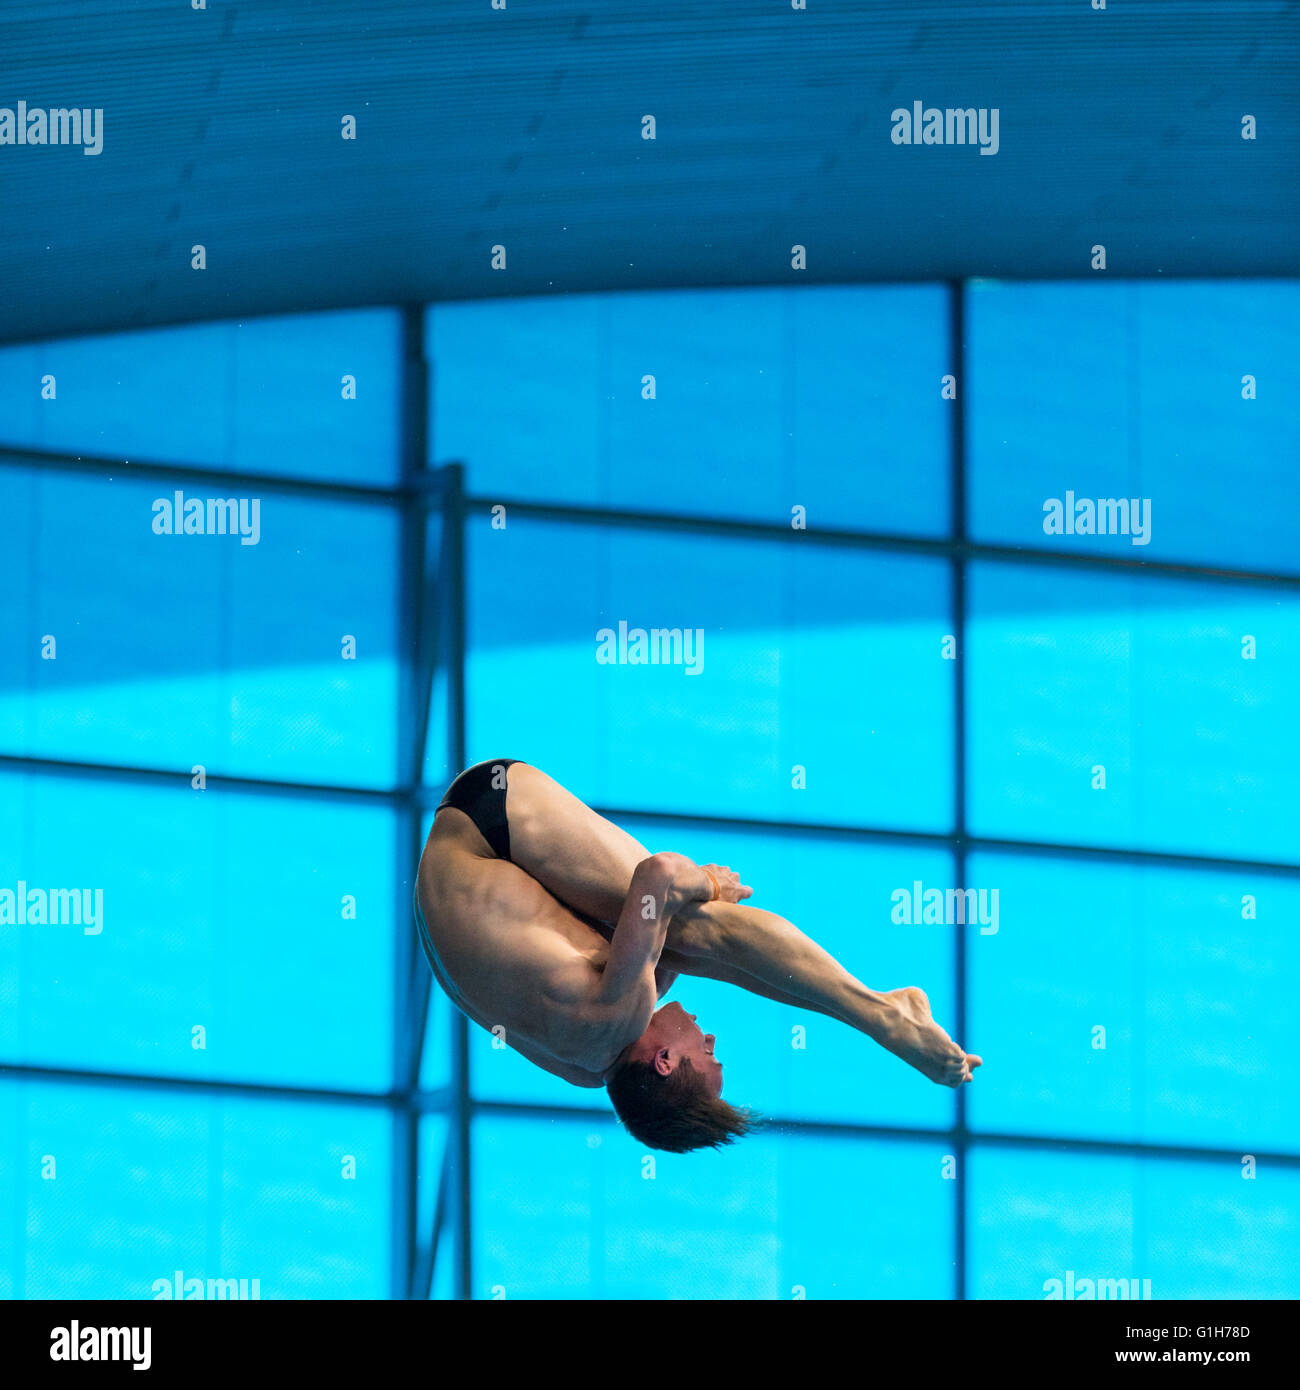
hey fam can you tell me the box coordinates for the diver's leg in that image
[667,898,981,1088]
[502,762,652,922]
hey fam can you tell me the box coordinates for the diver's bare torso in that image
[414,766,660,1087]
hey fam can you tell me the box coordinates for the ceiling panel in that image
[0,0,1296,343]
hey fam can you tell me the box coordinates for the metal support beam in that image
[441,461,473,1301]
[458,494,1300,592]
[0,752,408,806]
[391,304,429,1301]
[405,465,460,1100]
[949,280,970,1303]
[0,443,400,504]
[467,1098,1300,1169]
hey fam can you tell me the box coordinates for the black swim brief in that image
[436,758,519,860]
[434,759,613,937]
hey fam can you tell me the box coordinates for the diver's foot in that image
[880,987,982,1087]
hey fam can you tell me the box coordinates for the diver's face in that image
[651,1000,723,1097]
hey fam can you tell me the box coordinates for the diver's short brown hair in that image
[605,1056,758,1154]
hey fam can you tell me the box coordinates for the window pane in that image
[474,1114,952,1299]
[0,1080,390,1299]
[971,1145,1300,1300]
[967,852,1299,1150]
[431,285,949,534]
[465,517,953,831]
[967,562,1300,861]
[969,280,1300,574]
[0,310,403,484]
[0,466,400,788]
[0,770,396,1091]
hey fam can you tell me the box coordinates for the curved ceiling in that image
[1,0,1296,344]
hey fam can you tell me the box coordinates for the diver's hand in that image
[698,863,752,904]
[653,854,751,908]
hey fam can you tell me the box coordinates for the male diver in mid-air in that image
[415,760,982,1153]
